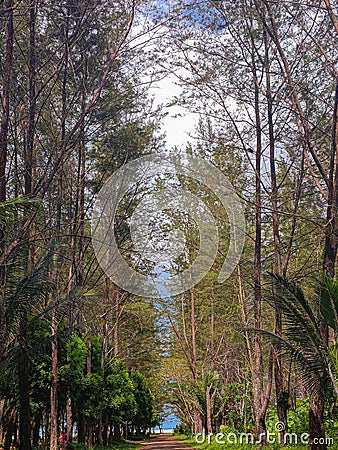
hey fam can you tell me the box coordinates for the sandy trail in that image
[138,434,194,450]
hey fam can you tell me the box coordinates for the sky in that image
[131,14,199,150]
[148,74,198,149]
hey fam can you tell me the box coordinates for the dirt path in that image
[139,434,194,449]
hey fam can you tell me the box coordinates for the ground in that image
[139,435,193,449]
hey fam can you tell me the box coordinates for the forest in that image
[1,0,338,449]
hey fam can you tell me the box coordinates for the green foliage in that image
[318,275,338,332]
[103,359,137,424]
[266,398,310,436]
[0,244,55,367]
[130,372,155,432]
[0,197,38,226]
[258,275,338,397]
[4,0,338,446]
[66,443,141,450]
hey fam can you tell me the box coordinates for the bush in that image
[66,443,86,450]
[266,398,309,436]
[174,423,191,435]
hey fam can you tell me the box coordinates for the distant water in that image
[152,413,179,434]
[152,427,175,434]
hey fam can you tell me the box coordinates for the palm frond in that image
[268,274,328,368]
[253,329,328,395]
[250,274,338,400]
[1,242,55,359]
[317,275,338,331]
[327,345,338,397]
[0,197,38,226]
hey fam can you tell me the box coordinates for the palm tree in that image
[0,197,54,367]
[0,197,55,449]
[256,274,338,450]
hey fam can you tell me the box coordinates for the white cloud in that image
[130,22,198,149]
[149,75,198,149]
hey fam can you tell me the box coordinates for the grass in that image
[101,442,142,450]
[56,440,143,450]
[99,444,141,450]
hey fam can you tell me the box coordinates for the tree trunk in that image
[190,286,197,380]
[114,422,121,442]
[0,0,14,393]
[323,77,338,280]
[0,0,14,203]
[264,29,288,442]
[13,419,18,447]
[210,287,215,371]
[309,76,338,450]
[102,275,109,370]
[25,0,36,198]
[78,411,86,444]
[206,385,212,435]
[66,395,72,442]
[18,317,32,450]
[309,392,327,450]
[86,423,93,448]
[3,408,15,450]
[50,169,61,450]
[251,26,268,446]
[193,410,203,435]
[50,311,58,450]
[190,285,202,434]
[237,266,253,370]
[17,4,37,448]
[0,399,5,442]
[87,335,92,373]
[103,419,109,446]
[97,416,103,447]
[78,333,92,445]
[114,289,119,355]
[32,412,41,448]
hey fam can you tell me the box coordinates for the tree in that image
[258,274,338,447]
[153,0,338,444]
